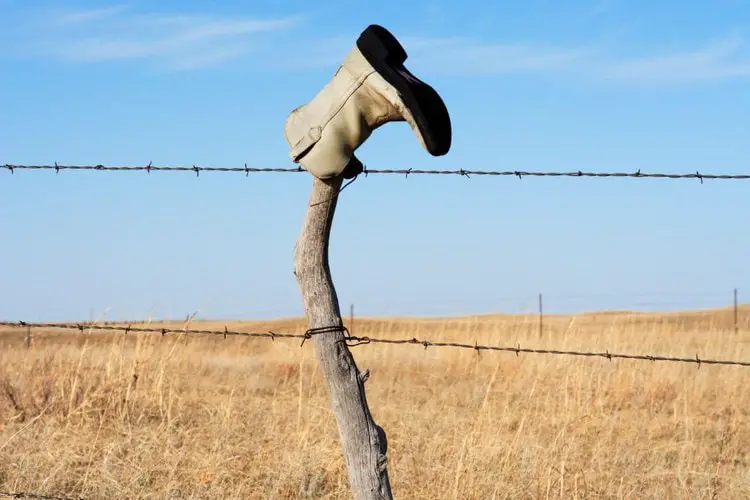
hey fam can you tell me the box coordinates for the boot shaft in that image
[284,46,404,164]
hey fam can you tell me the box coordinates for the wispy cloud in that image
[45,5,129,26]
[272,34,595,75]
[600,36,750,83]
[7,5,750,84]
[401,36,596,75]
[10,6,300,70]
[392,34,750,84]
[308,32,750,85]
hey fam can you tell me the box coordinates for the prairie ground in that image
[1,306,749,499]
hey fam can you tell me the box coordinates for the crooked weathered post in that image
[293,175,393,499]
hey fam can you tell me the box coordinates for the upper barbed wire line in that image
[3,320,750,368]
[1,163,303,174]
[2,163,750,180]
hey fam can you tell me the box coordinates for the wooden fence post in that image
[538,292,544,338]
[294,175,393,500]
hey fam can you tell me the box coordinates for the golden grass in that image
[1,306,750,499]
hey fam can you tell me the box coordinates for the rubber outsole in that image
[356,24,452,157]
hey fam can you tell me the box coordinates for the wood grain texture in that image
[293,175,393,500]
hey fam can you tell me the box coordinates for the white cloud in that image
[7,6,750,84]
[600,36,750,83]
[400,36,596,75]
[45,5,129,26]
[273,34,595,75]
[346,33,750,85]
[11,6,300,70]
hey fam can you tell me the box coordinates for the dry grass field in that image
[1,306,750,499]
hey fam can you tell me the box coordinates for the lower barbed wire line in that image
[3,164,750,180]
[3,321,749,368]
[344,336,750,367]
[0,321,306,341]
[0,491,83,500]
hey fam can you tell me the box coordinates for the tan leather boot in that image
[284,24,452,179]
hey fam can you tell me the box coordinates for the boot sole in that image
[356,24,452,156]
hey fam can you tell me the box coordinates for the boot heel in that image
[356,24,408,65]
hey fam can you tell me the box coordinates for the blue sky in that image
[1,0,749,322]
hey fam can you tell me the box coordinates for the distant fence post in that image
[734,288,739,334]
[25,324,31,350]
[538,292,544,338]
[294,176,392,500]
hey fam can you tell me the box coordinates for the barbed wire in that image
[0,321,309,343]
[3,320,749,368]
[0,491,83,500]
[3,163,750,182]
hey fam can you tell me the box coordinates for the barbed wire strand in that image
[0,491,83,500]
[3,164,750,181]
[2,321,749,368]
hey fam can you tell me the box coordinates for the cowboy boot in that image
[284,24,452,179]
